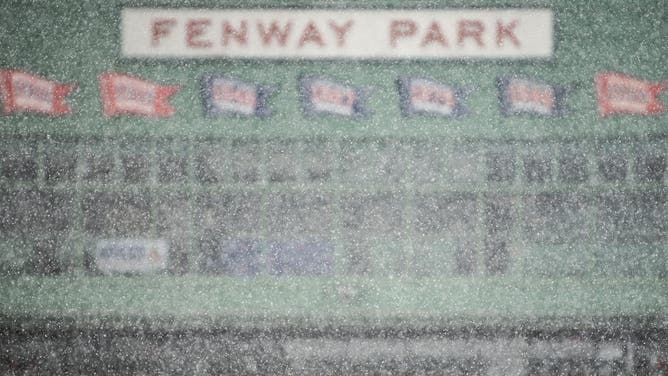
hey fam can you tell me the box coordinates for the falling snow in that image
[0,0,667,375]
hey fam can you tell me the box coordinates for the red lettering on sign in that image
[411,84,454,107]
[258,21,292,46]
[389,19,417,47]
[151,18,176,46]
[114,82,154,105]
[421,21,449,47]
[298,21,325,47]
[186,19,212,48]
[328,20,354,47]
[496,20,520,47]
[509,82,553,109]
[312,83,355,106]
[213,83,256,108]
[608,83,649,103]
[457,20,485,47]
[222,20,248,46]
[14,79,52,103]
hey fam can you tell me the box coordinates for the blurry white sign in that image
[121,8,553,59]
[95,239,168,274]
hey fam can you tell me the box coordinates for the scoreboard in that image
[1,1,667,374]
[0,0,666,325]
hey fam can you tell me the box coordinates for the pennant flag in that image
[595,71,668,116]
[201,74,273,117]
[268,239,334,276]
[397,76,469,117]
[298,74,370,117]
[97,72,179,117]
[497,76,568,117]
[0,69,77,115]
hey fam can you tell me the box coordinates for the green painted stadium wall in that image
[1,0,666,139]
[0,0,666,324]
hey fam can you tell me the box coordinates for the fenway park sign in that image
[121,8,553,59]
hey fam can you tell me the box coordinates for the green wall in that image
[0,1,666,322]
[1,0,666,139]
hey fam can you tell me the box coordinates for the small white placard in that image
[95,239,168,274]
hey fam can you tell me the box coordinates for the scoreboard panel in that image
[0,134,665,279]
[0,0,666,325]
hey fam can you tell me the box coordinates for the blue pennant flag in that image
[497,76,568,117]
[201,74,273,117]
[397,76,469,117]
[298,74,371,117]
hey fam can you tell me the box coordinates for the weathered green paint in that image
[2,276,667,329]
[1,0,666,139]
[0,0,666,326]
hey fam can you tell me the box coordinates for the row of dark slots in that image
[0,138,665,185]
[3,187,665,276]
[1,137,665,276]
[1,189,664,239]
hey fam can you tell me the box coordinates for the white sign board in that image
[121,8,553,59]
[95,239,168,274]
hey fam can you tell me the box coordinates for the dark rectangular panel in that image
[194,139,227,184]
[598,191,666,244]
[486,150,516,183]
[558,151,589,184]
[266,192,332,235]
[302,137,336,182]
[199,237,261,275]
[415,193,476,234]
[341,193,403,234]
[342,237,372,275]
[412,140,447,184]
[340,138,400,184]
[119,139,152,184]
[38,190,74,232]
[155,193,190,272]
[266,138,299,183]
[268,240,333,276]
[157,140,188,184]
[1,138,39,182]
[45,152,77,184]
[455,244,477,276]
[159,154,188,183]
[154,193,190,235]
[0,189,19,232]
[83,192,151,236]
[229,138,261,183]
[598,153,627,182]
[524,192,589,244]
[485,239,509,275]
[196,191,262,235]
[524,155,552,183]
[85,153,114,182]
[31,236,63,275]
[2,155,38,181]
[485,197,514,235]
[0,189,73,233]
[635,154,665,183]
[444,144,482,185]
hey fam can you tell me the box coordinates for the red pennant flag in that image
[595,72,668,116]
[0,69,77,115]
[98,72,180,117]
